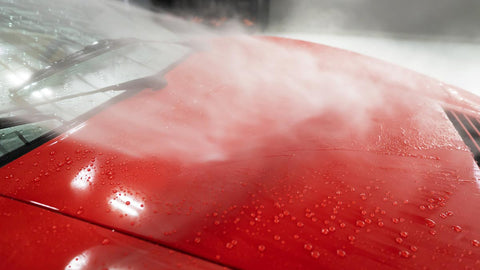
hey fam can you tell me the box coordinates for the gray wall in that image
[268,0,480,40]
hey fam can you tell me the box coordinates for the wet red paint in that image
[0,197,223,270]
[1,37,480,269]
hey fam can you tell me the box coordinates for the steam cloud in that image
[6,0,458,164]
[68,1,444,163]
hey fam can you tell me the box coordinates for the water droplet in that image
[410,245,418,252]
[356,220,365,228]
[452,225,462,232]
[399,250,411,258]
[400,231,409,238]
[348,235,355,241]
[395,237,403,244]
[336,249,346,257]
[304,243,313,251]
[297,222,304,228]
[311,250,320,259]
[194,237,201,244]
[125,201,131,205]
[274,235,281,241]
[226,242,234,249]
[101,238,110,245]
[472,240,480,247]
[425,218,436,228]
[258,245,266,252]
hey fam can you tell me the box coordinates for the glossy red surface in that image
[0,197,224,270]
[1,37,480,269]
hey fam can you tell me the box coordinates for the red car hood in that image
[1,37,479,269]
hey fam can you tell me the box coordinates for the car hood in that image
[1,36,479,269]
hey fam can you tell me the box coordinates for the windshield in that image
[0,0,190,163]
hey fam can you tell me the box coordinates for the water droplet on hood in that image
[425,218,436,228]
[399,250,411,258]
[452,225,462,232]
[356,220,365,228]
[311,250,320,259]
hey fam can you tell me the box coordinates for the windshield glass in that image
[0,0,190,162]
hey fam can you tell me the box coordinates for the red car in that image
[1,1,479,269]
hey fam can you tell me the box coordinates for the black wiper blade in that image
[10,38,139,94]
[5,38,141,116]
[0,74,167,116]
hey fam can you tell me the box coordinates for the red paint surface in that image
[1,37,480,269]
[0,197,224,270]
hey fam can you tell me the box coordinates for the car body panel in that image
[0,197,225,270]
[1,37,480,269]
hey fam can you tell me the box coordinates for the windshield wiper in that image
[10,38,139,94]
[0,74,167,116]
[5,38,140,115]
[3,37,172,116]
